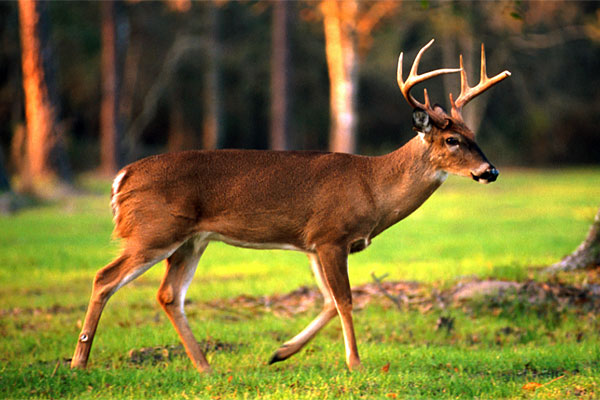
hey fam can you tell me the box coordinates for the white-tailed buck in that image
[71,39,510,372]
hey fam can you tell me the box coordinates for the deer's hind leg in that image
[269,253,338,364]
[157,238,210,373]
[71,245,178,369]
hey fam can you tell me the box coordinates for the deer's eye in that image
[445,137,459,146]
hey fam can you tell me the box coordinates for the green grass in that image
[1,168,599,399]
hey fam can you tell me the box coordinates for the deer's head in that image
[397,40,510,183]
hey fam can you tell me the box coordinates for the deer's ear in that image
[412,109,432,133]
[433,104,447,115]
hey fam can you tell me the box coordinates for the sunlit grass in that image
[0,168,599,399]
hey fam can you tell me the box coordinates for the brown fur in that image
[72,121,497,374]
[72,38,508,373]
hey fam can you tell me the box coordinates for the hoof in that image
[347,359,363,372]
[197,366,213,374]
[268,351,287,365]
[268,346,291,365]
[70,359,87,369]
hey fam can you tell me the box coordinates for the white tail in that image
[71,40,510,373]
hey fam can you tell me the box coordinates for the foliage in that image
[2,1,600,175]
[0,169,599,398]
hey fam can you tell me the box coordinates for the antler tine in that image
[410,38,435,78]
[423,88,431,109]
[480,43,487,82]
[397,39,461,110]
[459,54,469,96]
[452,43,511,115]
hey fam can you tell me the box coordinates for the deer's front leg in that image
[317,244,361,371]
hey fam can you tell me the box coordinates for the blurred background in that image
[1,0,599,195]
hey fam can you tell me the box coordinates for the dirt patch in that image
[6,278,599,331]
[208,278,600,316]
[0,304,87,318]
[205,280,427,317]
[128,339,241,365]
[452,280,520,301]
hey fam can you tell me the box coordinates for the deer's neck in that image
[371,135,446,233]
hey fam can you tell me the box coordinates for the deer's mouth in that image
[471,167,499,184]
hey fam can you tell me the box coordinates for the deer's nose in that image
[481,167,499,182]
[472,166,499,184]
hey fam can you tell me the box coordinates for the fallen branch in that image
[545,208,600,273]
[370,272,406,309]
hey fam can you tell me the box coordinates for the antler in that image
[397,39,461,111]
[450,43,511,120]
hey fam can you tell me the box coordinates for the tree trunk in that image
[125,35,201,159]
[167,96,197,152]
[18,0,70,193]
[321,0,358,154]
[270,0,292,151]
[203,3,224,150]
[546,208,600,273]
[0,149,10,193]
[99,0,126,176]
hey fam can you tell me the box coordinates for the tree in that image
[547,208,600,273]
[0,150,10,193]
[18,0,70,193]
[270,0,292,151]
[99,0,127,176]
[203,1,224,150]
[320,0,398,154]
[125,33,212,157]
[321,0,358,154]
[125,2,224,157]
[0,148,19,215]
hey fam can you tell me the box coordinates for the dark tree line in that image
[1,0,600,196]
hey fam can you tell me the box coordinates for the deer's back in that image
[111,150,375,251]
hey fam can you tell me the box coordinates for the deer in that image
[71,39,510,373]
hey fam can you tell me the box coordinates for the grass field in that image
[1,168,599,399]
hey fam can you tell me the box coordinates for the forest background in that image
[2,2,600,398]
[1,0,599,197]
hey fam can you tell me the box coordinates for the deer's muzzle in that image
[471,166,499,184]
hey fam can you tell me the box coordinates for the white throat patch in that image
[434,170,449,183]
[417,131,427,144]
